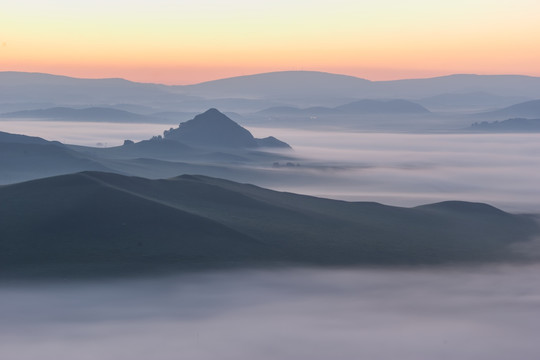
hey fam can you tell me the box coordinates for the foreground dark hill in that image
[1,172,537,278]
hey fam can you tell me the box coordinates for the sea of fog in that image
[1,121,539,212]
[2,266,540,360]
[2,121,540,359]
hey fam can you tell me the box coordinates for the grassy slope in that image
[0,172,538,277]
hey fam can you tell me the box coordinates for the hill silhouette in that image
[163,108,291,149]
[1,172,538,278]
[0,143,113,184]
[180,72,540,100]
[0,111,294,185]
[476,100,540,119]
[417,92,530,112]
[0,71,184,105]
[0,130,53,145]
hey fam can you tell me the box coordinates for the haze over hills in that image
[163,108,291,149]
[475,99,540,120]
[0,107,174,123]
[0,71,185,105]
[78,108,291,160]
[257,99,429,117]
[372,74,540,99]
[416,92,532,112]
[178,71,372,101]
[335,99,430,114]
[0,131,114,184]
[0,109,292,184]
[3,71,540,113]
[1,171,538,278]
[179,72,540,101]
[468,118,540,132]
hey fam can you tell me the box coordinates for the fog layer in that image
[248,128,540,212]
[2,267,540,360]
[1,121,539,212]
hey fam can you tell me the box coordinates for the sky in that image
[1,0,540,84]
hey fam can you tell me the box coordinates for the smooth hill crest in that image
[4,71,540,105]
[475,99,540,119]
[1,171,538,278]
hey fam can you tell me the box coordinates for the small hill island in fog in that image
[163,108,291,149]
[0,108,292,185]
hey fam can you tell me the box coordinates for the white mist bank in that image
[0,120,170,146]
[248,128,540,213]
[2,266,540,360]
[1,120,539,212]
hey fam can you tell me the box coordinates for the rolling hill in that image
[476,100,540,119]
[0,131,114,184]
[1,171,538,278]
[180,72,540,100]
[5,71,540,112]
[335,99,430,114]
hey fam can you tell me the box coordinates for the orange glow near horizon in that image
[1,0,539,85]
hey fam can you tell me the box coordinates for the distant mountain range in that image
[3,71,540,111]
[178,71,540,101]
[1,171,537,277]
[0,131,114,184]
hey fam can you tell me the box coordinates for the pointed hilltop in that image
[164,108,291,149]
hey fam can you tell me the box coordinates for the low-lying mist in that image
[2,266,540,360]
[248,128,540,213]
[2,120,539,213]
[0,120,170,147]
